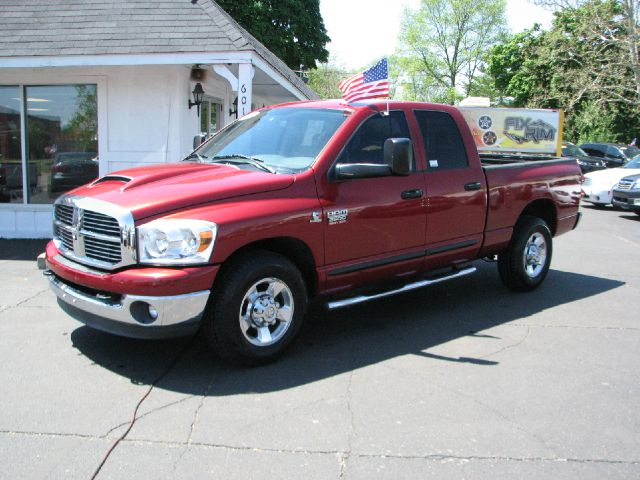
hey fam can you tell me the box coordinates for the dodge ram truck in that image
[44,100,582,365]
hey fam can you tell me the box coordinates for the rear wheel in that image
[498,216,552,292]
[203,251,308,365]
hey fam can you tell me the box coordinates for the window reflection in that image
[26,85,98,204]
[0,86,23,204]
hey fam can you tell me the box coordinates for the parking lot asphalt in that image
[0,205,639,479]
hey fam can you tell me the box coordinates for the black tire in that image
[498,216,552,292]
[203,251,308,366]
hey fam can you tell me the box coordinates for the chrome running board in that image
[326,266,477,310]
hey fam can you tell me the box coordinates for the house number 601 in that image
[240,84,247,114]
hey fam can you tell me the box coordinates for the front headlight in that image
[633,180,640,190]
[137,219,217,265]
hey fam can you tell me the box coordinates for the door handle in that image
[401,189,423,199]
[464,182,482,191]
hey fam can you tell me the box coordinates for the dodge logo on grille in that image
[71,208,83,241]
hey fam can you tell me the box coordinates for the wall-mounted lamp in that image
[188,82,205,116]
[229,97,238,119]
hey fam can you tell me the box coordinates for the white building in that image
[0,0,317,238]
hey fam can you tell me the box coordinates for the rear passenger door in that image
[414,110,487,269]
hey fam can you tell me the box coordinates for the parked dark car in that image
[611,173,640,215]
[562,142,607,173]
[50,152,98,194]
[578,142,640,168]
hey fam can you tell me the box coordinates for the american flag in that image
[339,58,389,103]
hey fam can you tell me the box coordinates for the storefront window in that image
[26,85,98,204]
[0,86,23,204]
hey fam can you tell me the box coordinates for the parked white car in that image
[582,156,640,206]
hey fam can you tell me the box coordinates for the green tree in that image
[306,62,347,99]
[395,0,507,103]
[486,25,548,106]
[216,0,330,70]
[534,0,640,99]
[487,1,640,142]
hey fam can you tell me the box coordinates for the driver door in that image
[322,111,427,287]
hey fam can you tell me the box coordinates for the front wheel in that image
[203,251,308,365]
[498,216,553,292]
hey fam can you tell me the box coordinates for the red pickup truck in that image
[45,100,581,365]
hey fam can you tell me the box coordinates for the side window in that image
[415,110,468,170]
[583,145,605,157]
[338,111,411,167]
[606,146,623,159]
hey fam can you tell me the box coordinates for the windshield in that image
[562,143,587,157]
[192,108,347,173]
[624,156,640,168]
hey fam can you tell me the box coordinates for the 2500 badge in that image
[327,209,348,225]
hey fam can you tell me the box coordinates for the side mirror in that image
[193,134,206,150]
[384,138,412,176]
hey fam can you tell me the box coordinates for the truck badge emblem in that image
[327,209,348,225]
[310,211,322,223]
[72,207,83,241]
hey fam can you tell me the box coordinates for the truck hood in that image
[68,162,295,220]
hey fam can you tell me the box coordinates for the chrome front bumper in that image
[47,272,210,339]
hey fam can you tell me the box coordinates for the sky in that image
[319,0,555,72]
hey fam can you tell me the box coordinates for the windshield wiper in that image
[209,154,276,173]
[184,152,208,162]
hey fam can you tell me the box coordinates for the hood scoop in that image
[92,175,132,185]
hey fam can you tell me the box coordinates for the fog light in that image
[148,305,158,320]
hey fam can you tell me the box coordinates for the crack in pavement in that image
[89,338,196,479]
[3,431,638,466]
[339,338,358,480]
[0,288,49,314]
[101,395,199,438]
[339,369,355,480]
[507,323,640,331]
[477,325,531,360]
[379,358,559,458]
[165,371,220,479]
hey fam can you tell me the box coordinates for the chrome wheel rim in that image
[523,232,547,278]
[239,277,294,347]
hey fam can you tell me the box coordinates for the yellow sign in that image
[459,107,564,156]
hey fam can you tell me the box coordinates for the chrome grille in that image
[55,204,74,225]
[83,210,121,236]
[616,179,634,191]
[84,236,122,263]
[52,196,136,270]
[56,224,74,250]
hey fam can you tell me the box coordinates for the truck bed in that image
[479,156,581,256]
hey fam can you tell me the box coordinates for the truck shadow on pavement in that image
[70,262,624,395]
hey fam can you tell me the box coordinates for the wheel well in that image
[520,199,557,235]
[222,238,318,295]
